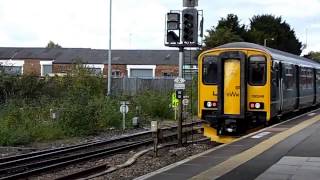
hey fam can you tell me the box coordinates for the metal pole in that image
[179,47,184,77]
[178,47,184,147]
[107,0,112,96]
[264,39,267,47]
[123,111,126,130]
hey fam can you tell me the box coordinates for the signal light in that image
[176,90,184,100]
[167,31,180,43]
[166,13,180,43]
[167,13,180,30]
[182,8,198,43]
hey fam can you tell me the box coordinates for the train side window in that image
[307,69,313,89]
[317,70,320,91]
[271,61,279,101]
[203,56,218,84]
[283,64,294,90]
[248,56,266,86]
[300,69,306,89]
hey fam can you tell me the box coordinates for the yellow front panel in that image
[198,50,222,118]
[224,60,241,115]
[246,50,271,121]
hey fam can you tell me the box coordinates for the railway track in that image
[0,121,203,180]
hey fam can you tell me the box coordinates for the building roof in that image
[217,42,320,67]
[0,47,198,65]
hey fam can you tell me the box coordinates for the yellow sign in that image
[171,92,179,108]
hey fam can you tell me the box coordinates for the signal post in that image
[165,0,203,146]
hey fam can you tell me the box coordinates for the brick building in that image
[0,48,197,79]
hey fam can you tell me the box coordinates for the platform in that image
[136,108,320,180]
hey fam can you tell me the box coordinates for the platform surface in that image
[137,109,320,180]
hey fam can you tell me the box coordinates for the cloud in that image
[311,24,320,29]
[236,0,320,18]
[0,0,109,48]
[0,0,319,51]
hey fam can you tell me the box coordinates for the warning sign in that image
[171,92,179,108]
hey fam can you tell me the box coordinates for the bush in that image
[0,65,180,145]
[132,91,173,121]
[0,101,65,145]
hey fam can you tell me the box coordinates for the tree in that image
[304,51,320,62]
[204,27,243,49]
[46,41,62,48]
[247,15,302,55]
[216,14,247,39]
[204,14,244,49]
[203,14,303,55]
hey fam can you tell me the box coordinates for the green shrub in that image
[0,65,184,145]
[132,91,173,121]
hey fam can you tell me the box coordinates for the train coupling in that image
[218,119,238,135]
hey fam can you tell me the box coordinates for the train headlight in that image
[249,102,264,109]
[250,103,255,109]
[205,101,217,108]
[212,102,217,107]
[255,103,261,109]
[207,101,212,107]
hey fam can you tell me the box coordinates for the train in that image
[198,42,320,143]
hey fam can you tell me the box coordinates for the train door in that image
[271,61,281,116]
[282,63,297,112]
[224,60,241,115]
[217,51,246,120]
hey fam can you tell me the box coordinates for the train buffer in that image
[136,108,320,180]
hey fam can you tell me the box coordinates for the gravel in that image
[31,150,139,180]
[30,135,215,180]
[97,141,218,180]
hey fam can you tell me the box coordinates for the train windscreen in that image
[248,56,266,86]
[203,56,218,84]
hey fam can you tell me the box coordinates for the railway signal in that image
[166,13,181,43]
[164,0,203,147]
[182,8,198,43]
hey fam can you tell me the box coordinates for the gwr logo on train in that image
[226,91,240,97]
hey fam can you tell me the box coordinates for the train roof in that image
[216,42,320,68]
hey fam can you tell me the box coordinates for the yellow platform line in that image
[191,114,320,180]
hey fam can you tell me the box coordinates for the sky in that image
[0,0,319,55]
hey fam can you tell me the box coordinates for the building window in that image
[42,65,52,76]
[112,70,121,78]
[0,66,22,75]
[162,72,173,77]
[130,69,153,78]
[183,64,198,80]
[0,60,24,75]
[87,68,102,75]
[127,65,156,78]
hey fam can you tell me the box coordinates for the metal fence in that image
[110,77,178,95]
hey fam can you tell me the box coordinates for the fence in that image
[110,77,195,95]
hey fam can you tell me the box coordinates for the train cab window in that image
[203,56,218,84]
[248,56,266,85]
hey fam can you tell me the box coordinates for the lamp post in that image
[264,38,274,47]
[107,0,112,96]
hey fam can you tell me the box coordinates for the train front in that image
[198,47,270,143]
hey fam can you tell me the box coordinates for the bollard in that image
[151,121,159,157]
